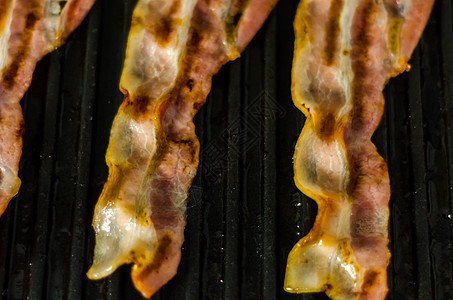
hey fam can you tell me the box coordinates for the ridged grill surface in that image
[0,0,452,299]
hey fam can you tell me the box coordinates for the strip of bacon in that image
[0,0,95,216]
[284,0,434,299]
[87,0,278,297]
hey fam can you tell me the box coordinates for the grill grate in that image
[0,0,452,299]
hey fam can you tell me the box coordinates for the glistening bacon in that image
[0,0,95,216]
[86,0,278,297]
[285,0,434,299]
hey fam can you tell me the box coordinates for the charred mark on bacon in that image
[318,113,336,141]
[16,120,25,138]
[362,269,379,295]
[186,78,195,91]
[324,0,343,66]
[192,101,203,111]
[350,0,374,123]
[347,1,375,197]
[133,95,150,115]
[140,234,172,277]
[147,0,181,47]
[225,0,249,44]
[2,11,40,89]
[174,138,197,164]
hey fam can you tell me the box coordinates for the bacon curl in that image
[87,0,278,297]
[284,0,434,299]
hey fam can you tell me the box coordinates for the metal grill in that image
[0,0,452,299]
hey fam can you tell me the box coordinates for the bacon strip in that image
[284,0,434,299]
[87,0,278,297]
[0,0,95,216]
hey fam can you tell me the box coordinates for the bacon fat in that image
[0,0,95,216]
[87,0,278,297]
[284,0,434,299]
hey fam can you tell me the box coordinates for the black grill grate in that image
[0,0,452,299]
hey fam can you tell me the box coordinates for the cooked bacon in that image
[87,0,278,297]
[284,0,434,299]
[0,0,95,216]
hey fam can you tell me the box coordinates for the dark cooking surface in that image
[1,0,452,299]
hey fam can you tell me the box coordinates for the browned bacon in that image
[87,0,278,297]
[0,0,95,216]
[285,0,434,299]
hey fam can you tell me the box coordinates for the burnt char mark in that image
[159,9,213,119]
[318,113,336,141]
[346,1,376,196]
[191,5,217,40]
[180,29,202,76]
[124,93,150,116]
[351,0,375,118]
[172,0,228,101]
[324,0,344,66]
[162,134,197,165]
[148,0,181,46]
[346,157,360,196]
[361,269,379,295]
[2,11,40,89]
[26,13,39,29]
[133,95,150,115]
[176,138,194,148]
[193,101,203,111]
[186,78,194,91]
[159,1,226,159]
[225,0,250,43]
[16,120,25,138]
[161,19,202,98]
[176,138,197,164]
[139,234,172,277]
[129,250,147,265]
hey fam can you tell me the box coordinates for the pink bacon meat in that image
[285,0,434,299]
[0,0,95,216]
[87,0,278,297]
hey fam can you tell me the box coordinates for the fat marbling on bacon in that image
[285,0,434,299]
[86,0,278,297]
[0,0,95,216]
